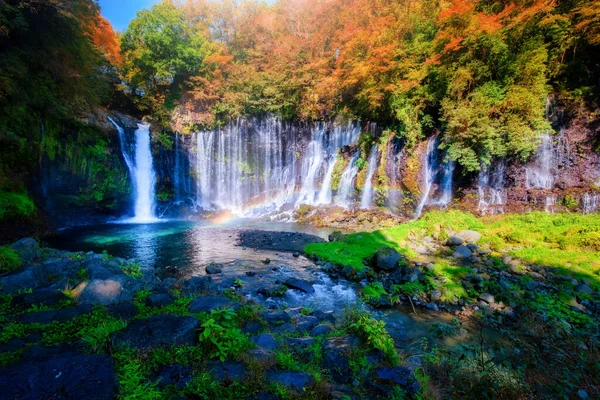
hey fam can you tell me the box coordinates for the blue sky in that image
[98,0,160,32]
[99,0,275,32]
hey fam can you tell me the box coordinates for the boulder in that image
[267,371,314,391]
[188,295,237,313]
[208,360,247,382]
[242,321,263,335]
[106,303,138,321]
[328,231,344,242]
[10,238,42,265]
[284,278,315,294]
[78,277,140,305]
[310,324,334,336]
[575,284,593,295]
[205,263,223,274]
[284,337,315,352]
[453,245,472,259]
[111,315,199,350]
[374,366,421,395]
[0,352,117,399]
[250,334,279,351]
[181,276,216,296]
[373,248,403,271]
[295,315,319,332]
[0,267,49,294]
[322,335,361,383]
[17,305,93,325]
[458,230,482,243]
[16,288,69,308]
[479,293,495,304]
[257,285,287,298]
[259,309,291,324]
[146,292,175,308]
[447,235,465,246]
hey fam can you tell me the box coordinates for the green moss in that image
[0,246,21,274]
[0,191,35,221]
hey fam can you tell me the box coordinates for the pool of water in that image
[47,218,334,277]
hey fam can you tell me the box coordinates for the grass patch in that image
[307,210,600,289]
[0,190,35,221]
[0,246,21,274]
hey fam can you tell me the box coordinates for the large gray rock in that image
[10,238,41,265]
[373,248,403,271]
[0,352,117,399]
[453,245,472,259]
[575,284,593,295]
[479,293,495,304]
[208,360,247,382]
[78,277,139,305]
[284,278,315,294]
[458,230,482,243]
[322,335,361,383]
[0,267,49,294]
[250,333,279,351]
[374,366,421,395]
[447,235,465,246]
[111,315,199,350]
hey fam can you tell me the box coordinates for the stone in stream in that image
[205,263,223,274]
[111,315,199,350]
[267,371,314,391]
[259,309,291,324]
[257,284,287,298]
[372,247,404,271]
[188,295,239,313]
[295,315,319,332]
[0,352,117,399]
[284,278,315,294]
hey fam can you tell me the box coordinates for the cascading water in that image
[336,152,360,208]
[131,124,157,222]
[188,118,360,215]
[582,193,600,214]
[478,161,506,215]
[360,145,378,209]
[415,136,454,218]
[526,134,555,190]
[108,118,157,222]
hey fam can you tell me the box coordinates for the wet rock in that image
[0,267,49,294]
[245,271,256,277]
[188,295,238,313]
[311,310,336,325]
[373,248,403,271]
[247,347,274,361]
[0,352,117,399]
[155,364,192,389]
[273,323,297,334]
[182,276,216,296]
[575,284,593,295]
[285,337,315,352]
[447,235,465,246]
[263,258,271,264]
[329,231,344,242]
[259,309,291,324]
[78,278,138,305]
[258,285,287,298]
[111,315,199,350]
[453,245,472,259]
[267,371,314,391]
[293,252,300,258]
[310,324,334,336]
[374,366,421,395]
[458,230,482,243]
[296,315,319,332]
[146,292,175,308]
[205,263,223,274]
[479,293,495,304]
[430,290,442,301]
[284,278,315,294]
[208,360,247,382]
[239,230,324,252]
[17,305,93,325]
[250,333,280,351]
[426,303,439,311]
[10,238,42,265]
[242,321,263,335]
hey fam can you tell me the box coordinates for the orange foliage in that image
[90,14,121,65]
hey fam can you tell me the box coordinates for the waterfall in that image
[336,152,360,208]
[478,161,506,215]
[414,137,438,218]
[131,124,157,222]
[316,156,338,205]
[435,159,455,206]
[108,117,135,179]
[296,125,326,206]
[526,134,555,189]
[360,145,378,209]
[174,132,181,201]
[582,193,600,214]
[545,195,557,213]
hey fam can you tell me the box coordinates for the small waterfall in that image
[108,117,135,179]
[415,137,438,218]
[360,145,378,209]
[526,134,555,189]
[174,132,181,201]
[336,152,360,208]
[132,123,157,222]
[316,156,338,205]
[296,125,326,206]
[415,135,454,218]
[545,195,557,213]
[478,161,506,215]
[435,159,455,206]
[582,193,600,214]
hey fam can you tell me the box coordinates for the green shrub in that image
[0,191,35,221]
[0,246,21,274]
[199,308,252,361]
[348,312,398,364]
